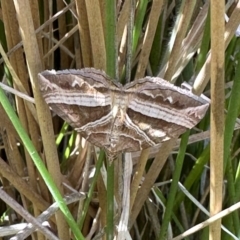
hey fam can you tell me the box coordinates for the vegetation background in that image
[0,0,240,239]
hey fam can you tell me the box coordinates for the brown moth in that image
[38,68,209,155]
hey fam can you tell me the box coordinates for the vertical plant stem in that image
[158,131,190,240]
[106,0,117,79]
[222,39,240,237]
[125,0,134,83]
[105,1,117,239]
[132,0,148,56]
[84,0,106,70]
[210,0,225,239]
[77,151,104,229]
[106,158,115,240]
[224,54,240,170]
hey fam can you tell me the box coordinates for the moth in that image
[38,68,209,155]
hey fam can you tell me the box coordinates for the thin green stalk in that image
[150,11,164,75]
[0,87,84,240]
[159,130,190,240]
[63,131,76,162]
[174,144,210,209]
[225,160,240,236]
[55,122,69,147]
[60,131,76,171]
[105,1,117,239]
[106,159,114,240]
[195,9,210,73]
[78,150,104,229]
[125,0,134,83]
[222,52,240,238]
[105,0,117,79]
[153,187,188,239]
[225,37,237,77]
[235,160,240,199]
[224,54,240,171]
[132,0,148,55]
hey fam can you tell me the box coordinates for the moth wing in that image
[125,77,209,149]
[38,68,114,148]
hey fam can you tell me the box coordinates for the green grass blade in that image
[105,0,117,238]
[158,130,190,239]
[224,54,240,171]
[132,0,148,55]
